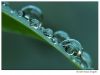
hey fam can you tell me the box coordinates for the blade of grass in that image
[2,5,85,70]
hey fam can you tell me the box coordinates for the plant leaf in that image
[2,5,85,70]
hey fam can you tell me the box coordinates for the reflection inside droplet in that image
[43,28,53,39]
[30,19,41,29]
[51,37,58,44]
[18,11,23,17]
[61,39,83,57]
[18,5,43,23]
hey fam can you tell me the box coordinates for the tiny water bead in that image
[54,31,70,43]
[10,10,15,14]
[39,27,45,33]
[18,5,43,22]
[17,10,23,17]
[43,28,53,39]
[51,37,58,44]
[2,2,11,10]
[30,19,42,29]
[61,39,83,57]
[2,2,9,6]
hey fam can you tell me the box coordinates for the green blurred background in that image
[2,2,98,70]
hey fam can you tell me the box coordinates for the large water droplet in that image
[61,39,83,57]
[43,28,53,39]
[30,19,42,29]
[54,31,70,43]
[19,5,43,22]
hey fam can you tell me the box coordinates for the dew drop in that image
[10,10,14,14]
[51,37,58,44]
[54,31,70,43]
[19,5,43,22]
[2,2,9,6]
[43,28,53,39]
[30,19,41,29]
[39,27,45,33]
[61,39,83,57]
[2,2,11,10]
[17,10,23,17]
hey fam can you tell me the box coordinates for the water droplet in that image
[2,2,11,10]
[54,31,70,43]
[10,10,14,14]
[39,27,45,33]
[43,28,53,39]
[51,37,58,44]
[2,2,9,6]
[81,51,92,69]
[19,5,43,22]
[17,10,23,17]
[61,39,83,57]
[30,19,41,29]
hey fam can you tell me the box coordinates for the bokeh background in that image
[2,2,98,70]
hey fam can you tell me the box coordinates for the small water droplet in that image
[17,11,23,17]
[30,19,41,29]
[2,2,9,6]
[39,27,45,33]
[43,28,53,39]
[10,10,14,14]
[61,39,83,57]
[54,31,70,43]
[51,37,58,44]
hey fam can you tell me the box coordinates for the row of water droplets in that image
[2,2,93,70]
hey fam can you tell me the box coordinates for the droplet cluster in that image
[2,2,94,70]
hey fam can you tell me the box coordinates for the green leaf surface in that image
[2,5,85,70]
